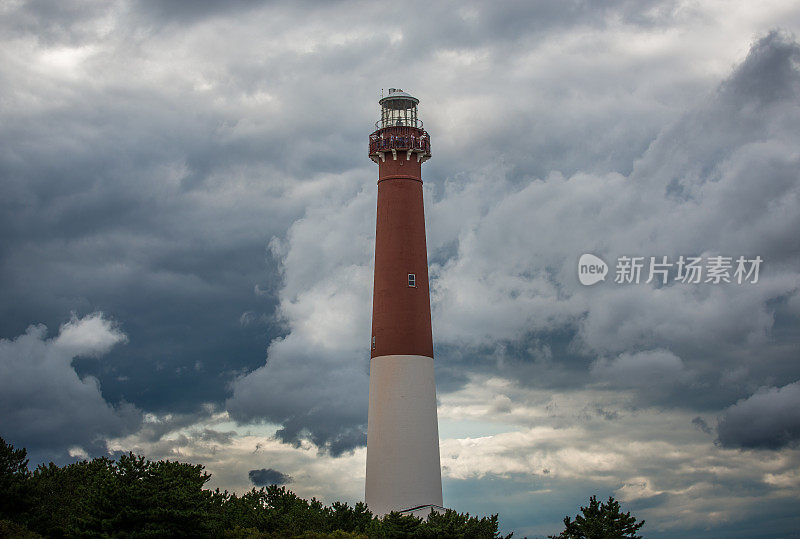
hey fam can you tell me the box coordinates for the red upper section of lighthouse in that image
[369,89,433,359]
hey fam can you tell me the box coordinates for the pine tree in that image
[549,495,644,539]
[0,437,31,519]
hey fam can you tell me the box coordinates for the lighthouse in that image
[365,89,443,516]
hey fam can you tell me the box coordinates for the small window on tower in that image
[371,336,376,350]
[408,273,416,287]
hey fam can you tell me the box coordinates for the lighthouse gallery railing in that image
[369,125,431,156]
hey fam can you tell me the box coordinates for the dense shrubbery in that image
[0,437,511,538]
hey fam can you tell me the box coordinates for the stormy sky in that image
[1,1,799,537]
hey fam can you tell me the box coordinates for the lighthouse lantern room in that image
[369,89,431,164]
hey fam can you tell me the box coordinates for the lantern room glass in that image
[380,98,418,128]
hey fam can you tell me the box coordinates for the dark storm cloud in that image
[0,0,397,460]
[227,342,369,457]
[0,0,311,437]
[717,381,800,449]
[692,416,712,435]
[248,467,292,486]
[224,28,800,457]
[1,6,799,536]
[721,29,800,107]
[433,328,590,394]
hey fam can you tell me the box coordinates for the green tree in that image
[372,511,424,538]
[326,501,373,534]
[0,437,32,520]
[214,487,276,532]
[0,518,42,538]
[549,495,644,539]
[26,457,115,536]
[424,508,512,538]
[84,452,215,536]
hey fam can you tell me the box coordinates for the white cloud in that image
[0,313,140,458]
[226,173,376,454]
[54,312,128,357]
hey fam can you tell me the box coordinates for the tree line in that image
[0,437,509,538]
[1,436,643,538]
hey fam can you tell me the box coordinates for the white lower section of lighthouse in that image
[365,355,443,516]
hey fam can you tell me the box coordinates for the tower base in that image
[365,355,443,516]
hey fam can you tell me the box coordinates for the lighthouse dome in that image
[379,88,419,107]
